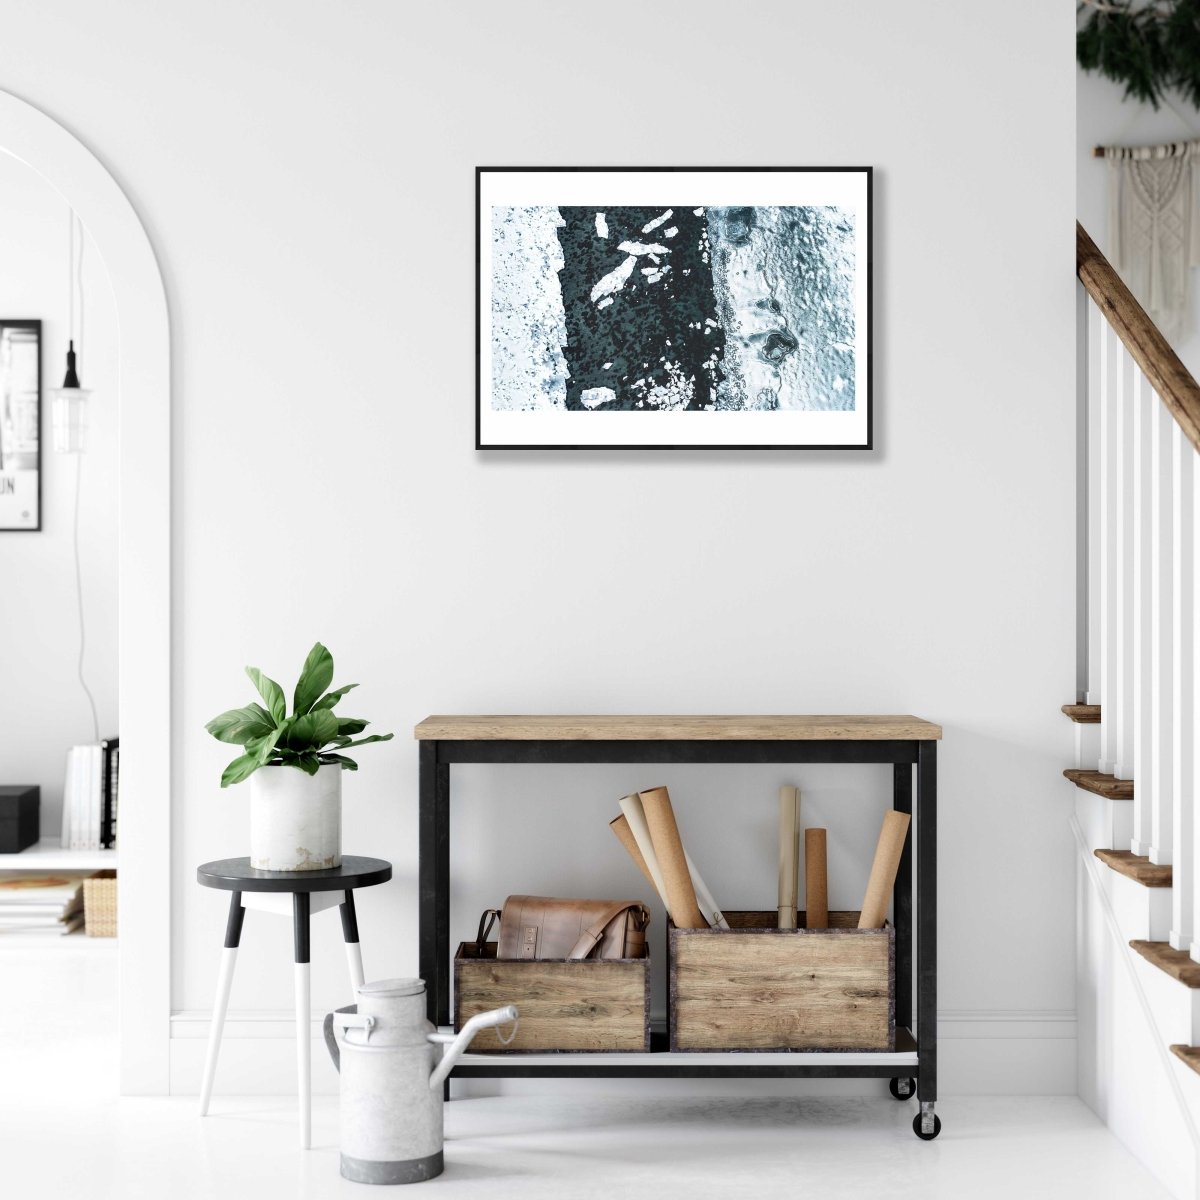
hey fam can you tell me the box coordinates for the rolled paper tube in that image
[609,813,662,899]
[805,828,828,930]
[617,795,727,927]
[778,786,799,929]
[638,785,708,929]
[858,810,912,929]
[683,849,730,930]
[617,794,671,911]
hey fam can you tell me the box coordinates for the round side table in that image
[196,855,391,1148]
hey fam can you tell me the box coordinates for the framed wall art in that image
[0,319,41,529]
[477,167,871,450]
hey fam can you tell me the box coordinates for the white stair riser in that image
[1106,871,1171,943]
[1130,955,1200,1046]
[1073,722,1101,771]
[1076,791,1134,856]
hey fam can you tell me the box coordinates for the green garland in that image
[1078,0,1200,109]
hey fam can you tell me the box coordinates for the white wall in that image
[0,152,117,835]
[1078,68,1200,375]
[0,1,1076,1093]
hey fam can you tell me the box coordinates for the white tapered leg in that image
[294,961,311,1149]
[345,940,365,993]
[199,946,238,1116]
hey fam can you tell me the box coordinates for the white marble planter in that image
[249,763,342,871]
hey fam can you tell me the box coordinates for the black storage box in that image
[0,786,39,853]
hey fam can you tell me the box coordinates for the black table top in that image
[197,856,392,893]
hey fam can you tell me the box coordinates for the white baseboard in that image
[169,1009,1077,1098]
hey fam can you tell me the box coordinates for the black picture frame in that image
[0,319,43,530]
[476,166,872,451]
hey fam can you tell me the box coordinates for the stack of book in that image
[61,738,119,851]
[0,872,88,935]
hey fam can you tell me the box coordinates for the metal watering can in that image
[324,977,517,1185]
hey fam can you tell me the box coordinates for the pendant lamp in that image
[50,212,92,454]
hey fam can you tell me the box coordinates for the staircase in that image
[1073,224,1200,1200]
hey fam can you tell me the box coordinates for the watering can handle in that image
[324,1004,374,1072]
[323,1012,340,1073]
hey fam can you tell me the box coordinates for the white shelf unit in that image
[0,839,118,945]
[0,930,116,947]
[0,837,118,871]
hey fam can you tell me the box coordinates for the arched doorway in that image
[0,89,171,1094]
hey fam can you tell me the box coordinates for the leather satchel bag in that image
[474,895,650,961]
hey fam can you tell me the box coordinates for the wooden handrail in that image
[1077,221,1200,454]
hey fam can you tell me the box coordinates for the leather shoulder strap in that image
[474,907,501,953]
[566,901,649,960]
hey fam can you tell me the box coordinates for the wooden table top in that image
[413,715,942,742]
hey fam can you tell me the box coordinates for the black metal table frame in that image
[418,737,935,1113]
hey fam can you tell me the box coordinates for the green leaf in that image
[206,703,275,746]
[312,683,358,712]
[249,726,284,766]
[294,752,321,776]
[220,752,261,787]
[293,642,335,716]
[336,732,394,751]
[336,717,369,737]
[281,708,340,753]
[319,753,359,771]
[245,666,286,724]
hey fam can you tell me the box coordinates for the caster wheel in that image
[913,1113,942,1141]
[889,1077,915,1101]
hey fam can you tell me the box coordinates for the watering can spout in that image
[428,1006,518,1090]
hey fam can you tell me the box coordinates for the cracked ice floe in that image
[617,240,670,257]
[590,255,637,303]
[642,209,673,233]
[595,212,608,238]
[628,359,694,410]
[581,386,616,409]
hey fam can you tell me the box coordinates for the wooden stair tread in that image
[1063,769,1134,799]
[1170,1045,1200,1076]
[1094,849,1172,887]
[1062,704,1101,724]
[1130,941,1200,987]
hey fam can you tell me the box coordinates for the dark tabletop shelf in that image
[196,856,392,893]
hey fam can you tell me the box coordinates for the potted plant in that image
[205,642,393,871]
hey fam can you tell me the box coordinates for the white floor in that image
[0,1091,1174,1199]
[0,944,1176,1199]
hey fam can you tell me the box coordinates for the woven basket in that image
[83,870,117,938]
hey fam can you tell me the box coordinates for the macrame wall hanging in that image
[1079,0,1200,339]
[1098,139,1200,341]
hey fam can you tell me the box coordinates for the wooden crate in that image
[669,910,894,1052]
[454,941,650,1053]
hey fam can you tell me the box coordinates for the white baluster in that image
[1087,300,1103,710]
[1170,425,1194,945]
[1099,322,1120,778]
[1132,370,1155,847]
[1114,347,1136,781]
[1188,442,1200,964]
[1149,400,1176,865]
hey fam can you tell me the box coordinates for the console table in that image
[414,715,941,1139]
